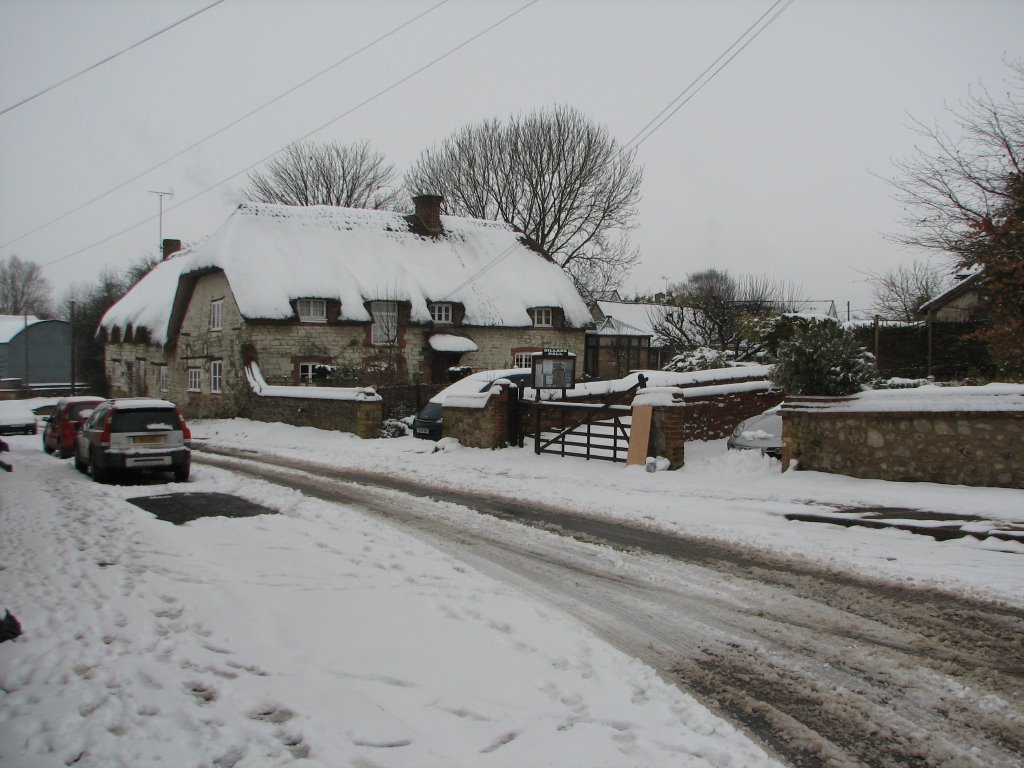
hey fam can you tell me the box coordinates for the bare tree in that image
[243,140,401,210]
[653,269,804,360]
[405,105,643,295]
[862,259,950,321]
[889,60,1023,370]
[0,254,52,316]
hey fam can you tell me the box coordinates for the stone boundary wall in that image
[682,389,785,442]
[244,394,382,439]
[782,407,1023,488]
[444,386,513,449]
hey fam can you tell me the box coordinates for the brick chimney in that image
[412,194,443,235]
[162,238,182,260]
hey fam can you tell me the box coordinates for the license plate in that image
[415,428,430,434]
[134,434,165,445]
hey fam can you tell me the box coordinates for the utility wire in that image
[0,0,227,117]
[1,0,450,251]
[624,0,788,150]
[629,0,795,149]
[444,0,795,299]
[39,0,540,270]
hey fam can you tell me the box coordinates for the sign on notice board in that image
[532,351,576,390]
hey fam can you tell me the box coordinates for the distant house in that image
[585,300,677,378]
[0,315,73,393]
[99,196,593,417]
[919,267,984,321]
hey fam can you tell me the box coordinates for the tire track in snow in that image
[196,449,1024,767]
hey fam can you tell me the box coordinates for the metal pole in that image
[23,314,30,393]
[70,300,77,395]
[148,189,173,255]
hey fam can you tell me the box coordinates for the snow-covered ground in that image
[2,417,1022,767]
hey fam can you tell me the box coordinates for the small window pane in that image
[210,299,224,331]
[371,301,398,345]
[430,303,452,323]
[298,299,327,323]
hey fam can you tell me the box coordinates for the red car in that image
[42,396,104,458]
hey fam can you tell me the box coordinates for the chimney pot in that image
[412,194,443,234]
[162,238,182,260]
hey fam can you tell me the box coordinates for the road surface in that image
[196,448,1024,768]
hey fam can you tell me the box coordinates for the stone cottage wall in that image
[244,394,382,439]
[457,327,586,373]
[105,340,171,400]
[782,407,1023,488]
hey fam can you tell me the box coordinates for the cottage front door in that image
[430,351,463,384]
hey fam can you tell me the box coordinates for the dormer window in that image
[429,302,452,324]
[529,307,553,328]
[297,299,327,323]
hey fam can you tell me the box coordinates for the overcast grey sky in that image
[1,0,1021,317]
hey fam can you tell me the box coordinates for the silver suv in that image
[75,398,191,483]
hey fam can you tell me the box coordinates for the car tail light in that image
[99,411,113,446]
[176,408,192,441]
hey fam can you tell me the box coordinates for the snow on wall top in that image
[0,315,41,344]
[102,203,592,345]
[784,383,1024,413]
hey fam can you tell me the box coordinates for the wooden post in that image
[873,315,880,371]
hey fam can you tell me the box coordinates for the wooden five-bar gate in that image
[515,376,646,463]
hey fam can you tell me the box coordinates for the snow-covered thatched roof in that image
[102,203,592,344]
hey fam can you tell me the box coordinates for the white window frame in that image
[429,302,452,324]
[514,351,538,368]
[530,307,553,327]
[210,298,224,331]
[371,301,398,345]
[158,365,169,392]
[187,367,201,392]
[298,362,316,385]
[297,298,327,323]
[210,360,223,394]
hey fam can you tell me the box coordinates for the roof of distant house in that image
[919,265,984,313]
[101,203,593,345]
[591,301,676,346]
[0,315,41,344]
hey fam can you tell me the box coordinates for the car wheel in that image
[58,446,72,459]
[89,449,108,483]
[74,450,87,474]
[173,462,191,483]
[42,436,54,454]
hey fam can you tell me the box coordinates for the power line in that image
[629,0,796,149]
[624,0,789,150]
[0,0,227,118]
[444,1,796,298]
[38,0,541,270]
[0,0,450,251]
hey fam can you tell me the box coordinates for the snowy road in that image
[197,448,1024,768]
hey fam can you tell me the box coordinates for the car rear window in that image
[111,409,179,433]
[418,402,443,420]
[67,402,99,419]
